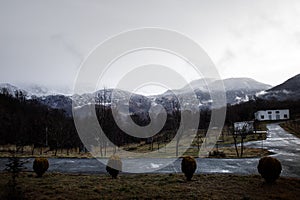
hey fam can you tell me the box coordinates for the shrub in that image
[208,150,226,158]
[4,152,26,199]
[257,156,282,183]
[181,156,197,181]
[33,158,49,177]
[106,155,122,179]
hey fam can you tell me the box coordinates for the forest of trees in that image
[1,88,300,155]
[0,89,82,154]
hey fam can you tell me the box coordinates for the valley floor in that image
[1,172,300,200]
[0,146,270,159]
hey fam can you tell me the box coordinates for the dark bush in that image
[208,150,226,158]
[181,156,197,181]
[257,156,282,183]
[33,158,49,177]
[4,153,25,199]
[106,155,122,179]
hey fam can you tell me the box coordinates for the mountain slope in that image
[221,78,271,91]
[0,77,272,116]
[0,83,28,97]
[258,74,300,101]
[171,77,272,106]
[267,74,300,92]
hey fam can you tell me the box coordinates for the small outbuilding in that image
[254,109,289,121]
[234,121,254,134]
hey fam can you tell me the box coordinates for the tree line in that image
[1,88,300,155]
[0,89,82,154]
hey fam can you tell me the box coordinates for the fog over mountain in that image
[4,73,299,111]
[0,76,278,117]
[1,73,299,120]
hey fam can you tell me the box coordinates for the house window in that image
[284,114,288,118]
[268,111,272,114]
[261,115,264,119]
[275,111,280,114]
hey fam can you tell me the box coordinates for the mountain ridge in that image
[258,73,300,101]
[1,75,298,116]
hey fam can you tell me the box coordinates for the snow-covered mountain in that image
[221,78,271,104]
[38,95,73,115]
[257,74,300,100]
[180,77,270,92]
[0,83,28,97]
[153,78,271,109]
[0,83,151,117]
[72,89,151,112]
[0,77,273,116]
[20,84,72,97]
[181,78,216,92]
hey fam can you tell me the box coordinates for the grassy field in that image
[121,127,268,158]
[0,148,93,159]
[0,125,268,159]
[1,172,299,200]
[0,142,269,160]
[0,145,271,159]
[203,147,270,158]
[280,119,300,138]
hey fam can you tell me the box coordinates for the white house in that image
[254,109,289,121]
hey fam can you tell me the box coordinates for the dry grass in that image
[121,129,269,158]
[0,126,268,159]
[0,146,93,158]
[280,119,300,138]
[0,145,270,159]
[0,172,299,200]
[217,133,267,145]
[206,147,270,158]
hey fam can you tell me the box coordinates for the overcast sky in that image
[0,0,300,94]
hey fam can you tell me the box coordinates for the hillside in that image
[267,74,300,92]
[258,74,300,101]
[0,92,81,150]
[158,77,271,108]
